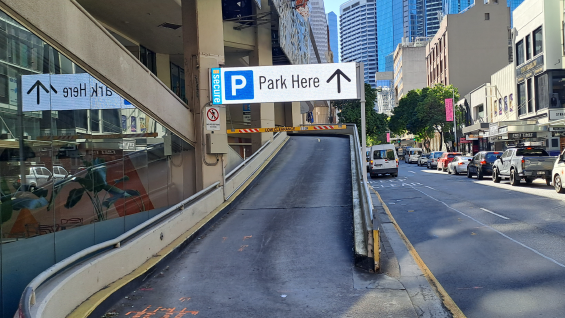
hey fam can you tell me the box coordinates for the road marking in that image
[409,171,416,174]
[369,185,466,318]
[410,187,565,269]
[425,186,436,190]
[480,208,509,220]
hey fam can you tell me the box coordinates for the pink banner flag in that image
[386,132,390,143]
[445,98,454,122]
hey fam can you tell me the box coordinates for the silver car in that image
[447,156,473,175]
[417,154,430,166]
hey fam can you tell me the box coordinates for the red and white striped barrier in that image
[237,128,261,133]
[313,125,336,130]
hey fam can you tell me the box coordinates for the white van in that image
[369,144,398,178]
[407,148,423,164]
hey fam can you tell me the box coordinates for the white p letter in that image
[231,75,247,96]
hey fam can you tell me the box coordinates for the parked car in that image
[403,146,413,163]
[53,165,70,182]
[18,166,53,191]
[447,156,473,175]
[492,146,557,186]
[369,144,398,178]
[467,151,502,180]
[406,148,423,164]
[552,149,565,193]
[437,152,462,172]
[417,153,430,166]
[427,151,444,169]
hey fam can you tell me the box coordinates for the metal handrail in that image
[225,132,281,180]
[18,181,220,318]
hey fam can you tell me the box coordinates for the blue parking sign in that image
[225,70,254,101]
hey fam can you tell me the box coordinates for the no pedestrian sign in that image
[210,62,358,105]
[206,106,220,131]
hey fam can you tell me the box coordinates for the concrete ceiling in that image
[77,0,184,55]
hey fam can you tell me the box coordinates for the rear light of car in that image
[480,160,486,165]
[458,162,464,165]
[521,159,525,170]
[370,160,373,165]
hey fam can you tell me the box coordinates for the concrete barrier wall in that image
[28,133,289,318]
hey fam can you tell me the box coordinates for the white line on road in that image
[409,187,565,269]
[480,208,510,220]
[425,186,436,190]
[409,171,416,174]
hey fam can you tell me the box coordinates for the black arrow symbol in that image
[326,69,351,93]
[26,80,49,105]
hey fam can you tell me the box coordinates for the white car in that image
[552,150,565,193]
[417,154,430,166]
[407,148,423,164]
[447,156,473,175]
[369,144,399,178]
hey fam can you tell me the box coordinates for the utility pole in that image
[453,88,457,152]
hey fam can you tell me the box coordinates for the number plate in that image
[537,171,545,175]
[375,164,382,167]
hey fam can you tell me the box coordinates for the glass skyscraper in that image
[377,0,403,72]
[442,0,473,14]
[340,0,378,88]
[327,11,339,63]
[404,0,426,42]
[426,0,443,37]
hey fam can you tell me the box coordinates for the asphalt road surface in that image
[102,136,418,318]
[371,160,565,318]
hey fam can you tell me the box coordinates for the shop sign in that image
[550,126,565,132]
[498,126,508,134]
[549,109,565,120]
[460,137,472,144]
[497,134,509,140]
[489,123,499,136]
[509,132,537,139]
[466,135,480,140]
[516,55,544,83]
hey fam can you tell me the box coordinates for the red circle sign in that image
[207,108,219,122]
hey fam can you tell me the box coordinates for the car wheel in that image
[525,178,533,184]
[453,167,458,175]
[427,163,430,169]
[447,167,451,174]
[467,169,472,178]
[546,177,552,186]
[29,184,37,192]
[370,173,376,179]
[493,168,501,183]
[477,169,483,180]
[392,173,398,177]
[510,169,520,186]
[555,175,565,193]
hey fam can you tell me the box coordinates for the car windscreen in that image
[447,153,461,158]
[434,152,443,158]
[485,153,500,162]
[516,148,549,156]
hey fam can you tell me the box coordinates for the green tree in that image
[335,83,389,141]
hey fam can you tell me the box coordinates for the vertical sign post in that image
[357,63,367,186]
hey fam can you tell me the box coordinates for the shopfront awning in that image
[462,122,489,134]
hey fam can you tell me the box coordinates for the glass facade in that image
[327,12,339,63]
[404,0,426,42]
[425,0,443,37]
[442,0,473,15]
[0,10,195,316]
[340,0,378,87]
[377,0,404,72]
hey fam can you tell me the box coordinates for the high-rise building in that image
[377,0,403,72]
[425,0,444,37]
[404,0,426,42]
[442,0,473,15]
[309,0,329,64]
[340,0,378,88]
[327,11,339,63]
[507,0,525,26]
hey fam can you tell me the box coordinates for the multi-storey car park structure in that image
[340,0,378,88]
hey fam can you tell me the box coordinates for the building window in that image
[527,78,533,113]
[170,62,186,102]
[525,35,531,61]
[533,27,543,56]
[518,82,526,115]
[140,45,157,75]
[485,13,490,20]
[516,40,524,65]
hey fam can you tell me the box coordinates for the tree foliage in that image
[389,83,461,152]
[334,83,388,143]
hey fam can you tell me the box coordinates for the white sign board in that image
[206,106,221,131]
[22,73,134,112]
[211,62,358,105]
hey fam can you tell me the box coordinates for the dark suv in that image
[467,151,503,179]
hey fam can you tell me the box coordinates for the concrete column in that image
[156,53,171,88]
[284,102,302,127]
[249,0,274,152]
[183,0,225,190]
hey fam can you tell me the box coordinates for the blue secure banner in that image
[210,62,358,105]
